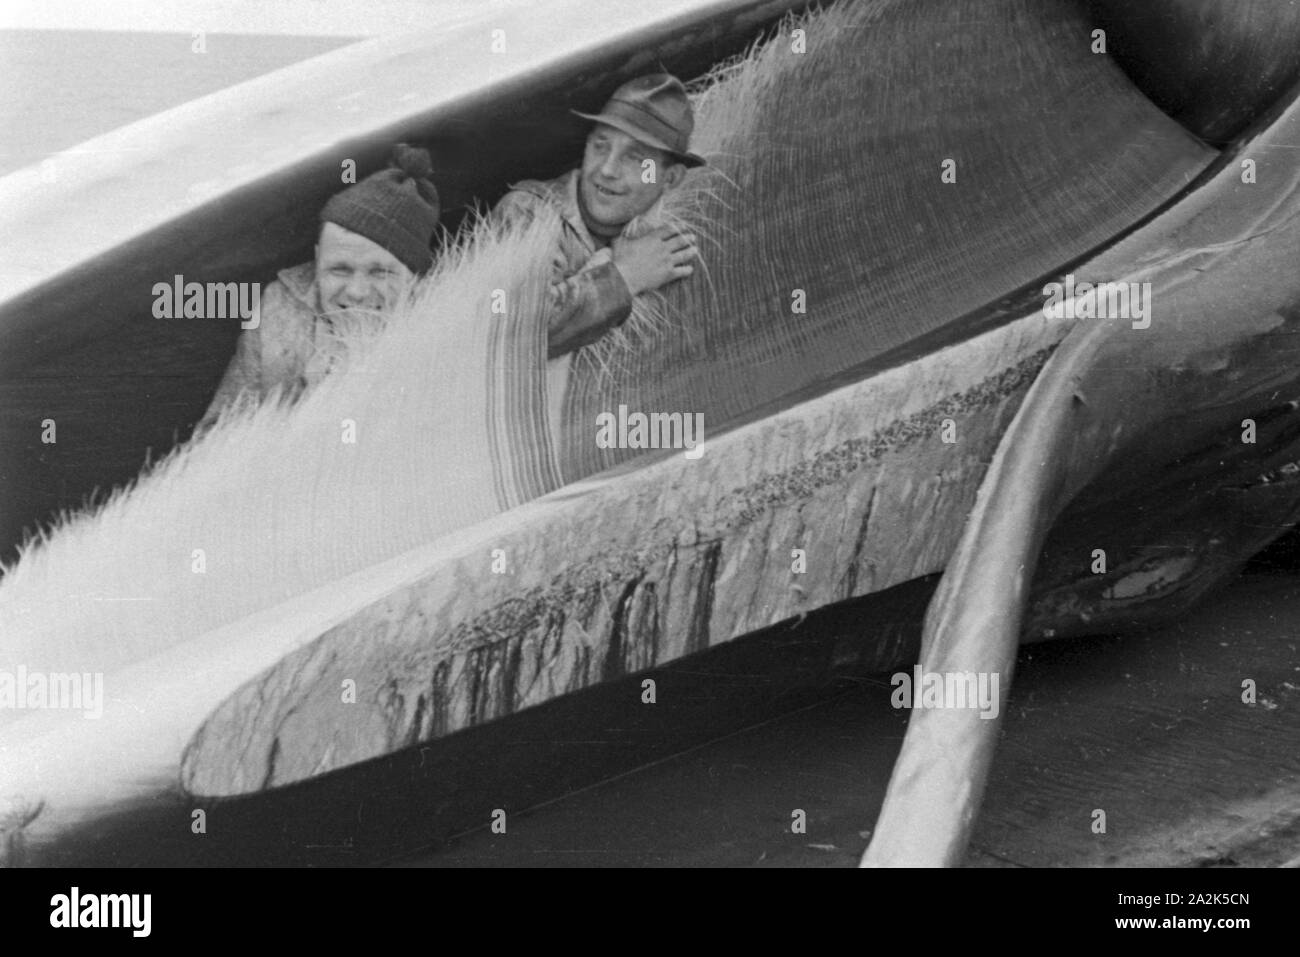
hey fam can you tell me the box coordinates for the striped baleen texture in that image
[1,0,1210,715]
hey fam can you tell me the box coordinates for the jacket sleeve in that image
[197,322,265,431]
[493,190,634,358]
[196,281,306,432]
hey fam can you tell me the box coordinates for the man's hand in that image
[611,226,698,297]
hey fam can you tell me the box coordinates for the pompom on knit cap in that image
[320,143,440,274]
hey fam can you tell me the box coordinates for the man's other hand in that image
[611,226,698,297]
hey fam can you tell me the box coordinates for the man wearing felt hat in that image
[493,73,705,427]
[200,143,440,427]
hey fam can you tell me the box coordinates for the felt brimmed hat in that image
[572,73,706,168]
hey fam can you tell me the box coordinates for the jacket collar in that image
[558,170,600,253]
[277,261,322,313]
[507,169,666,250]
[561,169,666,249]
[509,170,599,253]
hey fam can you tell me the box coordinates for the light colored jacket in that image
[200,262,344,428]
[492,169,635,358]
[493,170,637,444]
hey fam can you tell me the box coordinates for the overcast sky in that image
[0,0,532,36]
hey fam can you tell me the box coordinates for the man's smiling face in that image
[314,222,413,314]
[578,124,682,231]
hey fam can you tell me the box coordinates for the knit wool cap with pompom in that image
[320,143,440,274]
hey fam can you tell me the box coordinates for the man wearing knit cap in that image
[493,74,704,433]
[201,143,440,426]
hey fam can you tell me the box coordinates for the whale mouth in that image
[3,0,1300,867]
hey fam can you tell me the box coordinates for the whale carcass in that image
[2,0,1299,865]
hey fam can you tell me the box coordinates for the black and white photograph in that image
[0,0,1297,906]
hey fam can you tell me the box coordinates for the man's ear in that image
[663,162,688,191]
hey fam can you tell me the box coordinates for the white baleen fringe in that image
[0,3,854,692]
